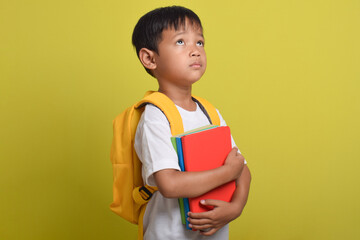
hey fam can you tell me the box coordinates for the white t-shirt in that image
[134,103,244,240]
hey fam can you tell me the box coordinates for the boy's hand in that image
[224,147,245,180]
[187,199,242,236]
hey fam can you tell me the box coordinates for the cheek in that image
[202,50,207,60]
[203,54,207,68]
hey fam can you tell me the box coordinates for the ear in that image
[139,48,157,70]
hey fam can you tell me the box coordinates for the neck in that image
[158,85,196,111]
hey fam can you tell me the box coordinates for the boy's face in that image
[152,19,206,88]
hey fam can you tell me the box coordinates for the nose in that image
[191,51,200,57]
[189,46,201,57]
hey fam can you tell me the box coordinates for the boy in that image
[132,6,251,240]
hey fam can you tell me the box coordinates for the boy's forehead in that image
[164,22,203,36]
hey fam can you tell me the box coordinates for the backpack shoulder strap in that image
[135,91,184,136]
[192,95,221,126]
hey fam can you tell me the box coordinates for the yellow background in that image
[1,0,359,239]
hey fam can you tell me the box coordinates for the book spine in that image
[176,137,191,230]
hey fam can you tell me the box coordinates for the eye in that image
[197,41,204,47]
[176,40,184,45]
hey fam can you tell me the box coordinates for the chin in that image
[188,78,201,85]
[188,72,205,83]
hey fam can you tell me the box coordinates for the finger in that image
[187,217,212,226]
[229,147,239,156]
[200,227,220,236]
[200,199,224,208]
[189,223,213,230]
[188,211,212,219]
[238,153,245,160]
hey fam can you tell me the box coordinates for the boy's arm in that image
[154,147,245,198]
[187,165,251,236]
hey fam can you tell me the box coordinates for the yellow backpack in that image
[110,91,220,240]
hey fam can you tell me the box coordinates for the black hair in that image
[132,6,202,76]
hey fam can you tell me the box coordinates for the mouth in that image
[189,62,202,68]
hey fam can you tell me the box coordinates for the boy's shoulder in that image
[140,104,169,125]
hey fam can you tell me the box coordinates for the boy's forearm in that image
[230,165,251,218]
[154,166,236,198]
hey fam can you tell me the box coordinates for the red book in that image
[181,126,235,213]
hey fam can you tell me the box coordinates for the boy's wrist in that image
[223,164,238,182]
[229,201,243,220]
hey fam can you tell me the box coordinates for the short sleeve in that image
[134,104,181,186]
[216,109,248,164]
